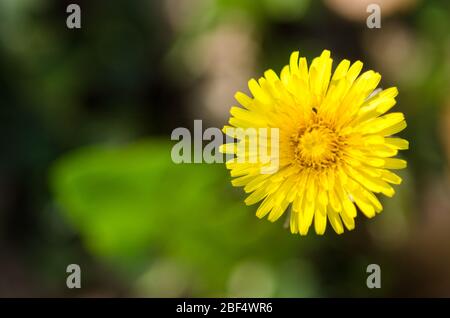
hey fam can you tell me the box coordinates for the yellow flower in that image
[221,50,408,235]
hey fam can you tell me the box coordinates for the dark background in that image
[1,0,450,297]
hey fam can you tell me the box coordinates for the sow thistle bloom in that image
[221,50,408,235]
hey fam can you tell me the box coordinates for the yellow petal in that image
[268,199,289,222]
[256,195,275,219]
[300,198,315,235]
[290,51,300,75]
[245,183,273,205]
[383,158,407,169]
[331,59,350,82]
[290,210,299,234]
[348,183,376,218]
[339,209,355,231]
[314,203,327,235]
[327,207,344,234]
[235,91,253,109]
[380,169,402,185]
[346,60,363,84]
[385,137,409,150]
[248,78,271,104]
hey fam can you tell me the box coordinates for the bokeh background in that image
[1,0,450,297]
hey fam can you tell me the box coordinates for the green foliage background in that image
[1,0,449,297]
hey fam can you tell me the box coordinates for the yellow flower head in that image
[222,50,408,236]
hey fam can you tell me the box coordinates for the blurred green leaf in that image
[50,139,300,293]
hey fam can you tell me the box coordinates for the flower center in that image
[300,129,328,157]
[291,122,343,170]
